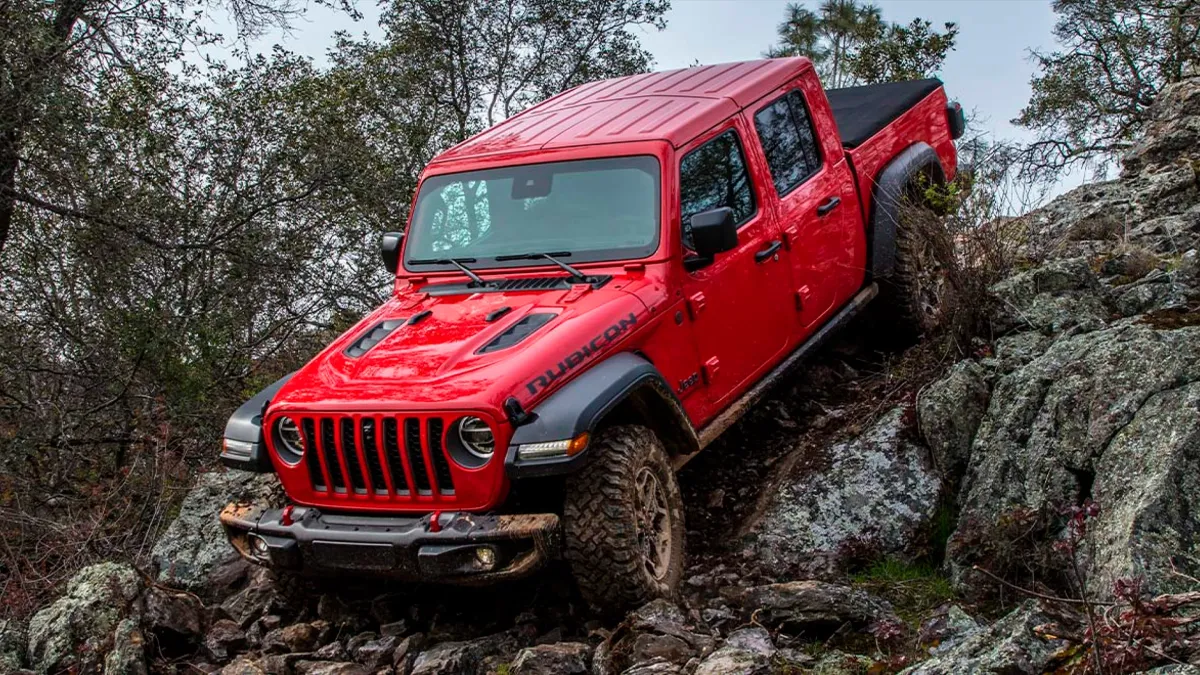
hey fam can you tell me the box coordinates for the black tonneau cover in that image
[825,78,942,148]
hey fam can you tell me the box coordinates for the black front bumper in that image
[220,501,560,583]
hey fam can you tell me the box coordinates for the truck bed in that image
[825,79,944,148]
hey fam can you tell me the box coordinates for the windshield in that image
[404,156,660,271]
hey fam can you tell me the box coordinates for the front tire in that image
[563,425,685,613]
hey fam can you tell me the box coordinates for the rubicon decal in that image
[525,313,637,396]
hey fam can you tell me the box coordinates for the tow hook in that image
[428,510,443,532]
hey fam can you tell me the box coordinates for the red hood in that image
[269,272,654,416]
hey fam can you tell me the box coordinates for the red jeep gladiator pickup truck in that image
[219,58,963,610]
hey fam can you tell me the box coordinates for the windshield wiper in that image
[494,251,590,283]
[407,257,490,287]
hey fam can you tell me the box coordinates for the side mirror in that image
[686,208,738,270]
[382,232,404,275]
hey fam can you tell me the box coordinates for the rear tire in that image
[563,425,685,613]
[876,200,948,344]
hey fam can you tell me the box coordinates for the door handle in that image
[755,240,783,263]
[816,196,841,216]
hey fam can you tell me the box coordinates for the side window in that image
[679,130,756,250]
[753,90,822,196]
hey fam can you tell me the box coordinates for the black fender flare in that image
[505,352,697,479]
[867,142,947,281]
[220,372,295,472]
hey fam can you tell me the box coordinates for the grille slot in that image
[286,413,466,501]
[404,419,433,493]
[427,418,454,494]
[340,418,368,493]
[359,418,388,494]
[302,419,325,491]
[319,419,347,492]
[382,418,410,494]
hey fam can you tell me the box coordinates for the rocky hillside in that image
[2,79,1199,675]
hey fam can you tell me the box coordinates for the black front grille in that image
[295,414,457,499]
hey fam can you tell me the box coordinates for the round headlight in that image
[457,416,494,459]
[276,416,305,458]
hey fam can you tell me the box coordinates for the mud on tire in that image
[563,424,685,613]
[876,200,949,344]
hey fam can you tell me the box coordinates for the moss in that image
[851,559,957,625]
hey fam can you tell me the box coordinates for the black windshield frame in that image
[403,155,662,273]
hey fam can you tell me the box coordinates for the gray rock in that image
[509,642,592,675]
[351,635,399,669]
[746,408,941,576]
[899,601,1067,675]
[987,331,1053,373]
[989,258,1108,335]
[693,627,774,675]
[222,657,267,675]
[144,587,204,639]
[1138,666,1200,674]
[102,618,147,675]
[264,623,320,654]
[1122,79,1200,176]
[726,580,897,634]
[294,662,370,675]
[313,641,348,662]
[409,632,518,675]
[409,641,479,675]
[0,620,25,673]
[26,562,144,674]
[628,634,692,664]
[917,605,983,655]
[810,651,875,675]
[918,361,990,482]
[1178,249,1199,284]
[948,320,1200,596]
[392,633,424,673]
[205,619,248,663]
[152,469,282,592]
[220,568,286,629]
[620,658,682,675]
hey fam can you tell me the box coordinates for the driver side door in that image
[679,120,794,416]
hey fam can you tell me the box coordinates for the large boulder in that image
[744,408,941,577]
[152,469,282,593]
[725,581,897,635]
[0,620,25,673]
[988,258,1109,335]
[25,562,145,674]
[948,319,1200,596]
[918,361,991,483]
[899,601,1069,675]
[692,628,775,675]
[508,642,591,675]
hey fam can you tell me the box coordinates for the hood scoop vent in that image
[345,319,405,358]
[478,313,555,354]
[423,275,611,296]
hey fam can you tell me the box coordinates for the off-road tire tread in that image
[563,425,685,612]
[878,202,940,343]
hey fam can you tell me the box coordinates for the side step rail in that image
[686,283,878,460]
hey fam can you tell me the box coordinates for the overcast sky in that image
[231,0,1081,195]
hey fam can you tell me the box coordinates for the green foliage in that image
[851,558,957,623]
[767,0,957,87]
[1014,0,1200,179]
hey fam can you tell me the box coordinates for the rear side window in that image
[754,90,822,196]
[679,130,756,249]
